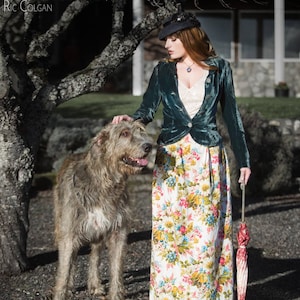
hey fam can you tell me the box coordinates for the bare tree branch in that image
[50,2,178,105]
[22,0,36,33]
[252,0,269,5]
[193,0,204,11]
[0,0,21,31]
[217,0,234,9]
[26,0,90,95]
[195,0,271,9]
[111,0,126,41]
[26,0,89,63]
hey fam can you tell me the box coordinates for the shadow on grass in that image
[27,230,300,299]
[245,248,300,300]
[28,229,151,270]
[232,195,300,222]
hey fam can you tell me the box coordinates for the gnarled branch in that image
[111,0,126,41]
[50,3,178,105]
[26,0,89,63]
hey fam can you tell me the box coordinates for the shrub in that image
[218,106,294,197]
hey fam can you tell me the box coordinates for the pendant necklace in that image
[182,60,195,73]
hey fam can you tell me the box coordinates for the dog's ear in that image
[89,129,109,160]
[133,120,147,132]
[134,119,146,128]
[94,129,109,147]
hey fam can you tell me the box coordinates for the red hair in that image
[168,27,217,70]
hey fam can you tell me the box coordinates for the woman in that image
[113,11,251,300]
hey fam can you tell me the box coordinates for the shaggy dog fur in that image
[53,121,152,300]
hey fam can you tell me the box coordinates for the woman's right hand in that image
[111,115,133,124]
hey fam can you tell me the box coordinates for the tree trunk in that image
[0,98,34,274]
[0,0,179,276]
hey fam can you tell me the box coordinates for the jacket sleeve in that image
[220,61,250,168]
[132,64,162,124]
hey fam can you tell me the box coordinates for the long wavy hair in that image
[167,27,217,71]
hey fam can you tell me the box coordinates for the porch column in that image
[132,0,144,96]
[274,0,285,85]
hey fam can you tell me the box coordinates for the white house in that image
[134,0,300,97]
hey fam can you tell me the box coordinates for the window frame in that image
[194,10,234,61]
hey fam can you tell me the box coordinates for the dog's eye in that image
[121,129,130,137]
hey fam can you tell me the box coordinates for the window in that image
[285,12,300,58]
[240,11,300,59]
[196,12,233,59]
[240,12,274,59]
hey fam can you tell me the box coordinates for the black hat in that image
[158,12,201,40]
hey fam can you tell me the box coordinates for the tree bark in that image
[0,98,33,274]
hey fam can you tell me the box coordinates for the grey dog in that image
[53,120,152,300]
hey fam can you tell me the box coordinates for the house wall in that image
[143,60,300,98]
[232,61,300,98]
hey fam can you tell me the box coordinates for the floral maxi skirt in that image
[150,134,233,300]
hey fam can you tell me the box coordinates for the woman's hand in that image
[111,115,133,124]
[238,167,251,185]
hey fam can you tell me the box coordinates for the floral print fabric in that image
[150,134,233,300]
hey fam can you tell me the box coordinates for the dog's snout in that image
[143,143,152,153]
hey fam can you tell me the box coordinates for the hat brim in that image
[158,20,199,40]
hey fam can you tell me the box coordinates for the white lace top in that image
[178,70,209,118]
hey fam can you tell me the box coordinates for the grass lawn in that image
[236,97,300,120]
[56,93,300,121]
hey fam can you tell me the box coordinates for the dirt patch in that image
[0,175,300,299]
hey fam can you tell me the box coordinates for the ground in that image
[0,173,299,300]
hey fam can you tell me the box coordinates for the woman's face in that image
[165,35,187,60]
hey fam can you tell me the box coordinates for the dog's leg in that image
[107,228,127,300]
[67,250,78,294]
[88,242,106,297]
[53,238,75,300]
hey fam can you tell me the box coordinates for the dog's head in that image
[89,120,153,175]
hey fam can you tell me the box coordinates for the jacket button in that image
[187,122,192,128]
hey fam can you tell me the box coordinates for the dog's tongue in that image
[135,158,148,167]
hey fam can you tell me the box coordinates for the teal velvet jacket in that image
[132,56,250,168]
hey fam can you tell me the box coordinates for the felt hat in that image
[158,12,201,40]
